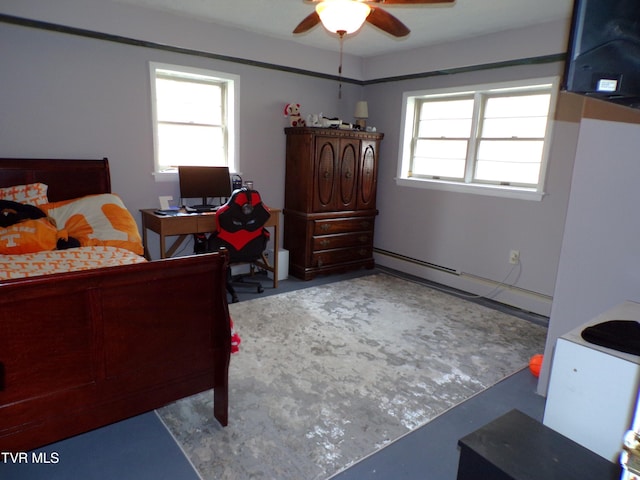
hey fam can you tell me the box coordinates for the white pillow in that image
[41,193,143,255]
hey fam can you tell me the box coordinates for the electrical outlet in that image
[509,249,520,265]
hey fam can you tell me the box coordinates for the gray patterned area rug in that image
[157,273,547,480]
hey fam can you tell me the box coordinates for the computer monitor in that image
[178,166,232,208]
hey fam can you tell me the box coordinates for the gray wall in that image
[364,61,573,317]
[0,19,362,259]
[358,19,573,317]
[537,107,640,394]
[1,0,365,80]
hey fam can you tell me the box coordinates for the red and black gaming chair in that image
[208,187,271,303]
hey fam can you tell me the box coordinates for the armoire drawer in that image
[313,217,375,235]
[312,232,373,251]
[312,246,373,268]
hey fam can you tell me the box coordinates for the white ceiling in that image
[114,0,574,57]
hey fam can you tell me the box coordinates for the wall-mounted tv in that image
[563,0,640,108]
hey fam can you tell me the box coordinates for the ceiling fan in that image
[293,0,456,38]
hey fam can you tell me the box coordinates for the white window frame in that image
[149,62,240,181]
[397,77,559,201]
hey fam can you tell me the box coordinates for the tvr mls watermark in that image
[1,451,60,464]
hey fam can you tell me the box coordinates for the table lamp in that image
[354,100,368,129]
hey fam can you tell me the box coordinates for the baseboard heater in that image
[375,247,552,305]
[373,248,461,276]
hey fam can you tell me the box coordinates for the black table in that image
[457,409,622,480]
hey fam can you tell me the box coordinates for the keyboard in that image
[154,209,180,216]
[190,205,218,213]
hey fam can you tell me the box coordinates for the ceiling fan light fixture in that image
[315,0,372,35]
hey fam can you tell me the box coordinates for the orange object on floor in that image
[529,354,543,377]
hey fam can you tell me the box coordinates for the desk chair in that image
[208,187,270,303]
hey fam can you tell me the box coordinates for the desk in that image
[140,208,281,288]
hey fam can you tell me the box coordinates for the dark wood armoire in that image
[283,127,384,280]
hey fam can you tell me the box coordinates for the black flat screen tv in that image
[563,0,640,108]
[178,166,231,208]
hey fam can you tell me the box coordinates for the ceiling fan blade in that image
[366,7,410,37]
[370,0,455,4]
[293,11,321,34]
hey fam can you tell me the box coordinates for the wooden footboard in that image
[0,250,231,452]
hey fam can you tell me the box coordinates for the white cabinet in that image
[543,301,640,462]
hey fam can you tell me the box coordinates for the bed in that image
[0,157,231,452]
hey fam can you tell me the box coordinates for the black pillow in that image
[0,199,47,228]
[581,320,640,356]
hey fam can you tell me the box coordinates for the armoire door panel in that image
[358,141,378,209]
[338,141,358,209]
[314,139,336,211]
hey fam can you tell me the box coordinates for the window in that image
[397,77,559,200]
[149,62,239,178]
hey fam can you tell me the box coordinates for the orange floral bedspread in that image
[0,246,146,280]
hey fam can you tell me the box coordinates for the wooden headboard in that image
[0,157,111,202]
